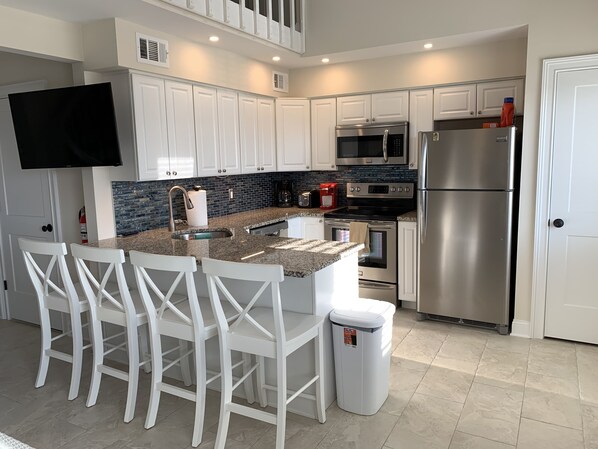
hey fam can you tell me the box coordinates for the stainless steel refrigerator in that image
[417,127,517,334]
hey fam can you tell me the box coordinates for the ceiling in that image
[0,0,528,69]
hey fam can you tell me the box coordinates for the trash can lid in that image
[330,298,396,329]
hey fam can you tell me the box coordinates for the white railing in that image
[162,0,305,54]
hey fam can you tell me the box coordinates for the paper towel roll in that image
[186,188,208,227]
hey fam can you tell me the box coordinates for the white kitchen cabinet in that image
[194,85,241,176]
[434,79,524,120]
[276,99,311,172]
[310,98,337,171]
[398,221,417,303]
[132,74,196,181]
[476,79,524,117]
[239,94,276,174]
[287,216,325,240]
[408,89,434,170]
[337,91,408,125]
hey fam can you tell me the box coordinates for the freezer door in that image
[419,127,516,190]
[417,190,513,325]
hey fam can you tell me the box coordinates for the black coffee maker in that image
[274,180,293,208]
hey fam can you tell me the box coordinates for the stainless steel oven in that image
[323,182,416,305]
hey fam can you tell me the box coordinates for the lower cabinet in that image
[398,221,417,303]
[287,216,325,240]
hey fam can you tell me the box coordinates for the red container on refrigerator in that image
[319,183,338,210]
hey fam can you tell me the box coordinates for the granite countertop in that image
[398,210,417,222]
[90,207,362,278]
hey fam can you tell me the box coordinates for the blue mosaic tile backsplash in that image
[112,165,417,235]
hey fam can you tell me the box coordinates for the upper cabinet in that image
[337,91,408,125]
[194,86,241,176]
[311,98,337,171]
[276,99,311,172]
[132,74,197,181]
[408,89,434,171]
[239,94,276,174]
[434,79,524,120]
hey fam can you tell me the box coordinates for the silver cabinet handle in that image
[382,128,389,162]
[470,111,474,115]
[166,171,171,176]
[218,169,222,173]
[172,171,177,176]
[306,166,310,169]
[223,169,227,173]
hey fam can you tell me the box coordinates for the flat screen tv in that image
[8,83,122,169]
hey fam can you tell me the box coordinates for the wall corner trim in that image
[510,319,531,339]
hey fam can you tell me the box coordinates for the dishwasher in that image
[248,220,288,237]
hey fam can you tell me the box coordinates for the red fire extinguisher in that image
[79,207,88,244]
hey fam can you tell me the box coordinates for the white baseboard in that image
[510,319,531,338]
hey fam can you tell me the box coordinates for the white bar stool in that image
[70,244,153,423]
[129,250,254,447]
[202,257,327,449]
[18,238,91,401]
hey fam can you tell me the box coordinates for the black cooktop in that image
[324,205,414,221]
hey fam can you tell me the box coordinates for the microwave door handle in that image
[383,129,389,162]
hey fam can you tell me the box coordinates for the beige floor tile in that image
[577,346,598,406]
[486,334,530,355]
[11,415,87,449]
[583,405,598,449]
[432,337,485,375]
[391,329,446,366]
[475,347,527,391]
[456,382,523,446]
[516,417,583,449]
[416,365,473,404]
[380,364,426,416]
[528,348,578,381]
[385,393,462,449]
[530,338,577,357]
[448,431,514,449]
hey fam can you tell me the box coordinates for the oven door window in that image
[329,226,390,269]
[336,133,404,159]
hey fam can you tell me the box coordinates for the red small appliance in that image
[319,182,338,210]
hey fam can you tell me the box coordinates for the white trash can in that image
[330,299,396,415]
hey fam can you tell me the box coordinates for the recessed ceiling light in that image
[321,58,330,63]
[272,56,281,62]
[209,36,219,42]
[424,43,433,49]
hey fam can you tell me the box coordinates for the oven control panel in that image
[346,182,415,199]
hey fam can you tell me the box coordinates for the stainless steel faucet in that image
[168,186,194,232]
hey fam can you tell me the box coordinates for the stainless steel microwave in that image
[336,122,409,165]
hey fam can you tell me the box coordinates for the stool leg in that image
[68,310,84,401]
[139,324,151,374]
[256,356,268,407]
[145,331,162,429]
[86,317,105,408]
[242,353,255,404]
[275,355,287,449]
[191,339,206,447]
[35,307,52,389]
[315,328,326,423]
[214,346,233,449]
[124,322,140,423]
[179,340,193,386]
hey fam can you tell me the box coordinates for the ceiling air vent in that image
[272,71,289,93]
[136,33,169,67]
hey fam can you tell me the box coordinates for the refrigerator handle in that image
[419,190,428,245]
[419,132,428,188]
[382,128,389,162]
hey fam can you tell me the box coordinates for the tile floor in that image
[1,309,597,449]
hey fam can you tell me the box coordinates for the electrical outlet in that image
[228,188,234,200]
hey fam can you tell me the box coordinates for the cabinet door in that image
[371,91,409,123]
[131,74,169,180]
[257,97,276,172]
[217,89,241,175]
[286,217,302,238]
[276,99,311,172]
[408,89,433,170]
[164,80,196,179]
[311,98,337,171]
[336,95,371,125]
[477,79,524,117]
[398,221,417,303]
[433,84,476,120]
[239,94,259,174]
[302,217,325,240]
[193,85,221,177]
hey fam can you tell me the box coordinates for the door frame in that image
[0,79,61,320]
[530,53,598,339]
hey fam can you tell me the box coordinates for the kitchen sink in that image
[172,229,232,240]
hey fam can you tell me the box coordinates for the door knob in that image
[552,218,564,228]
[41,224,53,232]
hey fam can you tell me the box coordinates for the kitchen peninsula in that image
[88,206,363,418]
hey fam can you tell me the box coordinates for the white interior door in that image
[544,66,598,344]
[0,81,57,324]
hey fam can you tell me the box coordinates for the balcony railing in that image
[162,0,305,54]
